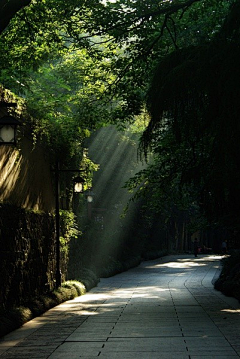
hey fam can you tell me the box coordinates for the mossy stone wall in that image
[0,204,56,309]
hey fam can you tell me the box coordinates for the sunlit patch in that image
[197,255,223,261]
[73,293,111,302]
[160,262,205,268]
[221,309,240,314]
[130,286,171,292]
[177,255,222,262]
[0,148,22,201]
[146,255,223,270]
[147,261,205,269]
[79,310,98,315]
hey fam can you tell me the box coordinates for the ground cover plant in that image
[214,250,240,302]
[0,278,97,338]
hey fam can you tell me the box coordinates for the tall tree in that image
[1,0,230,111]
[1,0,238,232]
[141,1,240,229]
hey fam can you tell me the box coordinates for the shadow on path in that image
[0,254,240,358]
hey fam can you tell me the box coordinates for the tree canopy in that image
[139,1,240,229]
[1,0,240,235]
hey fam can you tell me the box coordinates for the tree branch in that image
[97,0,202,34]
[0,0,31,35]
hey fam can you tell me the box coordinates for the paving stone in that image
[98,352,190,358]
[191,356,239,358]
[66,329,112,341]
[1,346,57,358]
[188,351,238,356]
[1,254,240,358]
[48,342,104,358]
[105,337,187,352]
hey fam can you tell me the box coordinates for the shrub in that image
[10,307,33,326]
[0,279,89,338]
[214,250,240,302]
[73,268,99,291]
[63,281,86,296]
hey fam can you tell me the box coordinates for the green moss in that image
[0,279,90,338]
[8,306,33,326]
[63,281,86,296]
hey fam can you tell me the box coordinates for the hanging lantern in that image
[0,116,21,145]
[73,176,85,193]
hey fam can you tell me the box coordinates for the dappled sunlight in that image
[72,293,111,302]
[132,292,159,298]
[0,139,55,211]
[157,261,206,268]
[117,286,170,292]
[0,147,22,200]
[135,287,171,292]
[146,261,206,269]
[221,309,240,314]
[2,256,240,356]
[78,310,98,315]
[177,255,223,262]
[197,255,223,261]
[145,255,223,270]
[35,257,233,330]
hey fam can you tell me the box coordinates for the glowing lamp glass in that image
[87,195,93,203]
[0,125,15,143]
[73,176,85,193]
[0,116,21,145]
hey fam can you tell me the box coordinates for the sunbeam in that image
[79,125,147,273]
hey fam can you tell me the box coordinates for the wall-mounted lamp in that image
[73,176,85,193]
[0,116,21,145]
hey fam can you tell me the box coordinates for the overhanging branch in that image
[0,0,31,35]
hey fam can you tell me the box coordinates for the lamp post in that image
[55,161,61,289]
[54,164,85,288]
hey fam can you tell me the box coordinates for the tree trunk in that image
[0,0,31,34]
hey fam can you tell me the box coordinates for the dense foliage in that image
[1,2,240,331]
[1,2,240,337]
[215,250,240,301]
[1,0,240,272]
[140,2,240,233]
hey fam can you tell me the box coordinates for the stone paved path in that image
[0,254,240,358]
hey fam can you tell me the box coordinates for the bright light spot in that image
[221,309,240,314]
[145,255,223,270]
[80,310,98,315]
[73,293,111,302]
[146,261,205,269]
[160,262,204,268]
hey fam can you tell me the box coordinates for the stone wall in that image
[0,86,55,212]
[0,204,56,309]
[0,88,57,308]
